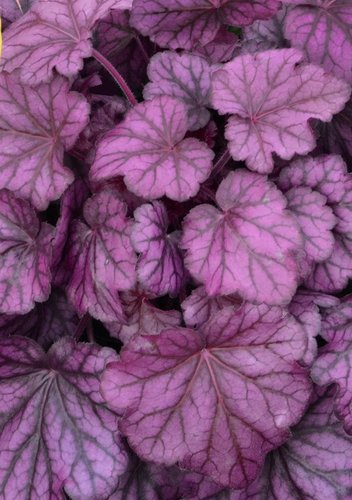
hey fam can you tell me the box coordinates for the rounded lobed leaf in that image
[0,190,54,315]
[181,169,302,304]
[0,74,89,210]
[312,295,352,433]
[0,0,133,84]
[101,303,311,489]
[234,386,352,500]
[90,96,214,202]
[144,51,212,131]
[211,49,351,173]
[66,189,137,322]
[284,0,352,84]
[131,202,187,297]
[130,0,281,50]
[0,336,128,499]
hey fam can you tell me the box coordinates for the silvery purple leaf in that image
[66,189,137,322]
[181,286,241,327]
[0,289,79,349]
[90,96,215,202]
[284,0,352,83]
[211,49,351,173]
[0,190,53,315]
[105,287,181,344]
[0,74,89,210]
[181,170,302,304]
[0,336,128,498]
[101,303,311,488]
[234,385,352,499]
[131,202,187,297]
[144,51,212,131]
[130,0,281,50]
[0,0,133,84]
[312,296,352,433]
[1,0,34,28]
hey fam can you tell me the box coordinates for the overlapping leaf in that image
[234,386,352,499]
[193,27,239,63]
[312,296,352,433]
[211,48,351,173]
[131,202,187,297]
[284,0,352,84]
[65,189,137,322]
[91,96,214,201]
[181,286,241,327]
[0,288,79,349]
[0,337,128,499]
[0,190,53,315]
[105,287,181,344]
[1,0,34,29]
[130,0,280,50]
[144,51,212,131]
[181,170,302,304]
[101,303,311,488]
[0,0,133,84]
[0,74,89,209]
[321,98,352,164]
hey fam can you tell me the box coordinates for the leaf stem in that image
[74,313,90,341]
[92,48,138,106]
[211,148,231,179]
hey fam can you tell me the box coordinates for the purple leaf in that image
[234,386,352,499]
[0,336,128,498]
[130,0,281,50]
[284,0,352,83]
[320,99,352,164]
[181,286,241,327]
[66,189,137,322]
[243,5,288,50]
[211,49,351,173]
[51,179,90,287]
[284,186,336,262]
[0,190,53,315]
[289,289,339,365]
[0,288,79,349]
[0,0,133,84]
[105,288,181,344]
[1,0,34,28]
[90,96,215,201]
[312,295,352,433]
[0,73,89,210]
[131,202,187,297]
[101,303,311,489]
[181,170,302,304]
[144,51,212,131]
[192,27,239,64]
[278,154,352,292]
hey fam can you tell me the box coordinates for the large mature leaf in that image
[144,51,212,131]
[284,0,352,84]
[0,336,128,499]
[0,190,53,315]
[0,0,133,84]
[66,189,137,322]
[312,296,352,433]
[0,74,89,210]
[131,202,187,297]
[211,49,351,173]
[181,170,302,304]
[101,303,311,489]
[234,386,352,500]
[0,288,79,349]
[90,96,214,201]
[105,287,181,344]
[130,0,280,50]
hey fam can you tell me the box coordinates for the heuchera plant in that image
[0,0,352,498]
